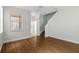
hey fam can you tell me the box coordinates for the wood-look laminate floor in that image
[1,36,79,53]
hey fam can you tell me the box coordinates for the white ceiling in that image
[15,6,57,15]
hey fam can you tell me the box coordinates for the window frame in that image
[10,15,23,32]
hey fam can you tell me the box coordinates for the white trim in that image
[45,35,79,44]
[3,35,32,43]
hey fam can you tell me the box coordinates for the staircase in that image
[40,10,57,37]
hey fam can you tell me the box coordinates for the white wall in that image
[0,34,3,48]
[0,6,3,34]
[0,6,3,48]
[3,6,31,43]
[45,7,79,44]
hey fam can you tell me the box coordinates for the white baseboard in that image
[3,33,41,43]
[3,36,32,43]
[45,35,79,44]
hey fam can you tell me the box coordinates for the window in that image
[10,15,23,31]
[0,6,3,33]
[31,13,40,36]
[31,13,37,36]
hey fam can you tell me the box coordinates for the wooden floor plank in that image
[1,36,79,53]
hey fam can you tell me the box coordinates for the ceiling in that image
[15,6,57,15]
